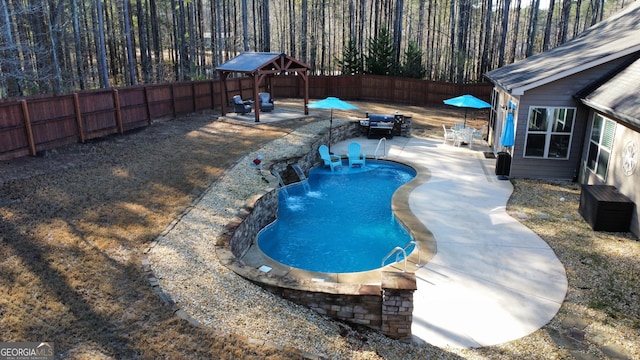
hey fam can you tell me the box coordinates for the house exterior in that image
[484,1,640,237]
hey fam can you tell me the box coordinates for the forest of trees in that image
[0,0,631,99]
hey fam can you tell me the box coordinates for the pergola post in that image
[220,72,229,116]
[253,75,260,122]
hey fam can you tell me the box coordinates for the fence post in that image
[73,92,86,143]
[113,89,124,134]
[20,100,36,155]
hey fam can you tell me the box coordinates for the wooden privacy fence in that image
[0,75,491,160]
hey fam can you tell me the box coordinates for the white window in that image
[524,106,575,159]
[587,114,615,180]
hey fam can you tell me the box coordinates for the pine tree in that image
[338,38,363,75]
[401,42,426,79]
[365,27,397,76]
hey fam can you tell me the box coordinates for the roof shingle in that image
[485,2,640,95]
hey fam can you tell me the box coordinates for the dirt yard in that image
[1,100,638,359]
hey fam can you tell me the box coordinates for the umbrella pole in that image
[464,109,468,128]
[329,109,333,153]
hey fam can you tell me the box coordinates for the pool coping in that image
[238,157,436,286]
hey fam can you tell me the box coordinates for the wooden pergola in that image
[216,52,310,122]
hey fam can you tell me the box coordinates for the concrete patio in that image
[331,136,568,348]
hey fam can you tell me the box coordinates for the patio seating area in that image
[442,122,487,148]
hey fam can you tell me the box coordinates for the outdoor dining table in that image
[452,127,475,146]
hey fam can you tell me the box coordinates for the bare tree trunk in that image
[262,0,270,51]
[288,0,296,56]
[46,0,63,93]
[187,1,197,77]
[0,0,22,96]
[573,0,583,38]
[455,0,471,82]
[95,0,110,87]
[71,0,85,89]
[148,0,161,81]
[214,0,222,64]
[591,0,605,24]
[417,0,425,49]
[136,0,151,83]
[358,0,366,67]
[480,0,493,74]
[497,0,511,67]
[196,0,206,74]
[526,0,540,57]
[543,0,556,51]
[509,0,522,62]
[393,0,403,64]
[301,0,308,63]
[557,0,572,44]
[320,0,327,73]
[104,1,122,83]
[448,0,456,81]
[123,0,137,85]
[241,0,248,51]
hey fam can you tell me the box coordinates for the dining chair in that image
[442,124,456,144]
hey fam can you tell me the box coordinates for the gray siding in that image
[507,56,635,180]
[581,116,640,238]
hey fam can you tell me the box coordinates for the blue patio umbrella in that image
[443,94,491,127]
[500,108,515,148]
[308,97,359,152]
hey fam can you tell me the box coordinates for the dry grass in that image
[0,112,317,358]
[0,100,638,359]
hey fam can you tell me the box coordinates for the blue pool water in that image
[257,160,416,273]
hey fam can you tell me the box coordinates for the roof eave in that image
[508,46,640,95]
[581,98,640,130]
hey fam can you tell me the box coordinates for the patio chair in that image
[233,95,252,114]
[442,124,456,144]
[318,145,342,171]
[347,142,366,167]
[258,92,274,112]
[454,128,474,147]
[473,125,487,143]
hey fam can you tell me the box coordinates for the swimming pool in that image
[257,160,416,273]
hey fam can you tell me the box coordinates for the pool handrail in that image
[381,241,420,272]
[404,241,421,266]
[381,246,408,272]
[374,137,387,159]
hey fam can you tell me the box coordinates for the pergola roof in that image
[216,52,310,122]
[216,52,309,74]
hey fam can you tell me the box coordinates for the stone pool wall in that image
[216,121,417,342]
